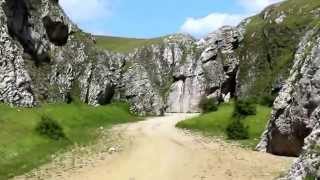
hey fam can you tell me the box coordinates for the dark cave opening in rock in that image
[97,85,115,105]
[4,0,34,55]
[173,75,187,82]
[267,120,312,157]
[231,39,240,50]
[221,71,237,98]
[42,16,69,46]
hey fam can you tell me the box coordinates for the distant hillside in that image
[94,36,163,53]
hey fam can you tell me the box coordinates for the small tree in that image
[233,99,257,117]
[199,97,218,113]
[226,119,249,140]
[35,115,66,140]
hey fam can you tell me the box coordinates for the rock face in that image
[239,1,320,178]
[110,28,242,114]
[0,0,243,115]
[235,1,320,99]
[257,28,320,178]
[0,0,35,107]
[1,0,320,178]
[0,0,164,115]
[165,27,242,113]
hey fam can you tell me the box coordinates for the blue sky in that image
[60,0,282,38]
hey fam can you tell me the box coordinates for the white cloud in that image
[238,0,283,13]
[60,0,113,34]
[180,13,245,38]
[180,0,283,38]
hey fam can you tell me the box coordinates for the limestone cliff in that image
[249,0,320,178]
[0,0,243,116]
[2,0,320,178]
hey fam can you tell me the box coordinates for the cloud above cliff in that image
[180,0,283,38]
[60,0,113,22]
[180,13,245,38]
[60,0,284,38]
[60,0,113,34]
[239,0,283,12]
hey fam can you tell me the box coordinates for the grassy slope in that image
[238,0,320,97]
[95,36,163,53]
[176,102,271,148]
[0,102,138,179]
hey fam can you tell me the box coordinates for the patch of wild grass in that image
[176,101,271,148]
[0,102,138,179]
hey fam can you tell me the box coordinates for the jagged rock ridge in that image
[0,0,243,116]
[1,0,320,178]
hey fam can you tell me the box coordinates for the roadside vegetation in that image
[198,97,218,113]
[95,36,163,53]
[176,100,271,148]
[0,102,139,179]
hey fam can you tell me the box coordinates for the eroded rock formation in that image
[0,0,244,116]
[257,28,320,178]
[1,0,320,178]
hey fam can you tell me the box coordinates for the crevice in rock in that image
[206,86,219,95]
[125,94,137,99]
[231,39,239,50]
[223,65,229,72]
[271,83,283,95]
[274,108,285,121]
[3,0,50,65]
[4,0,34,55]
[173,75,187,82]
[97,84,115,105]
[221,67,238,97]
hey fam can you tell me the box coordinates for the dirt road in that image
[15,113,293,180]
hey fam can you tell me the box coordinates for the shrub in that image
[35,116,66,140]
[199,97,218,113]
[226,119,249,140]
[233,99,257,117]
[305,174,317,180]
[259,95,275,107]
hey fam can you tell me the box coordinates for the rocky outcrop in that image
[0,0,245,116]
[118,64,165,116]
[285,123,320,179]
[0,0,163,115]
[0,0,35,107]
[257,28,320,178]
[236,1,320,99]
[165,27,242,112]
[1,0,320,178]
[117,28,242,114]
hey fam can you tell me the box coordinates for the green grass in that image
[305,175,317,180]
[95,36,163,53]
[176,102,271,148]
[0,102,139,179]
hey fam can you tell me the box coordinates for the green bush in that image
[259,95,275,107]
[226,119,249,140]
[305,174,317,180]
[199,97,218,113]
[233,99,257,117]
[35,116,66,140]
